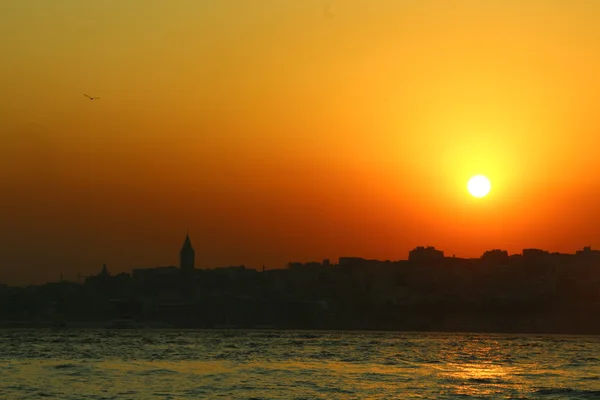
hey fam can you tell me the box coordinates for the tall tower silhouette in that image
[180,232,195,272]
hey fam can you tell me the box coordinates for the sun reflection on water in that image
[442,362,529,397]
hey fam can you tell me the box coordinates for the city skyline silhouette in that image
[3,229,600,286]
[2,232,599,335]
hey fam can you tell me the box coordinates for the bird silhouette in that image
[84,94,100,100]
[323,2,335,19]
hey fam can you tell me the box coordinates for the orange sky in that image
[2,0,600,285]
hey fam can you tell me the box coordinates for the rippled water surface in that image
[0,329,599,399]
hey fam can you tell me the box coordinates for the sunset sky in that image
[2,0,600,285]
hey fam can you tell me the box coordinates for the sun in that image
[467,175,491,198]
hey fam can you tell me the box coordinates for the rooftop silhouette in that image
[1,234,599,334]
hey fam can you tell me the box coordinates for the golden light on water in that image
[445,362,525,397]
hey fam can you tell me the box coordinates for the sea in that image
[0,329,599,399]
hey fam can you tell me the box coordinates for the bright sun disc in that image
[467,175,491,198]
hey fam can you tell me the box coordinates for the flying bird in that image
[323,2,335,19]
[84,94,100,100]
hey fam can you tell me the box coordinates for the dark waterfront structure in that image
[1,237,600,334]
[180,233,195,272]
[408,246,444,262]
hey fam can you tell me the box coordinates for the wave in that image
[467,377,506,384]
[139,368,179,375]
[579,376,600,381]
[534,388,600,398]
[52,363,79,369]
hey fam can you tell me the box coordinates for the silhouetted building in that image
[481,249,509,265]
[84,264,132,298]
[339,257,366,267]
[85,264,111,286]
[408,246,444,262]
[576,246,600,257]
[132,266,179,287]
[288,262,323,271]
[522,249,549,262]
[180,233,195,272]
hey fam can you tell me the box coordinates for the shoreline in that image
[1,320,599,336]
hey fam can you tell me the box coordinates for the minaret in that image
[180,232,195,272]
